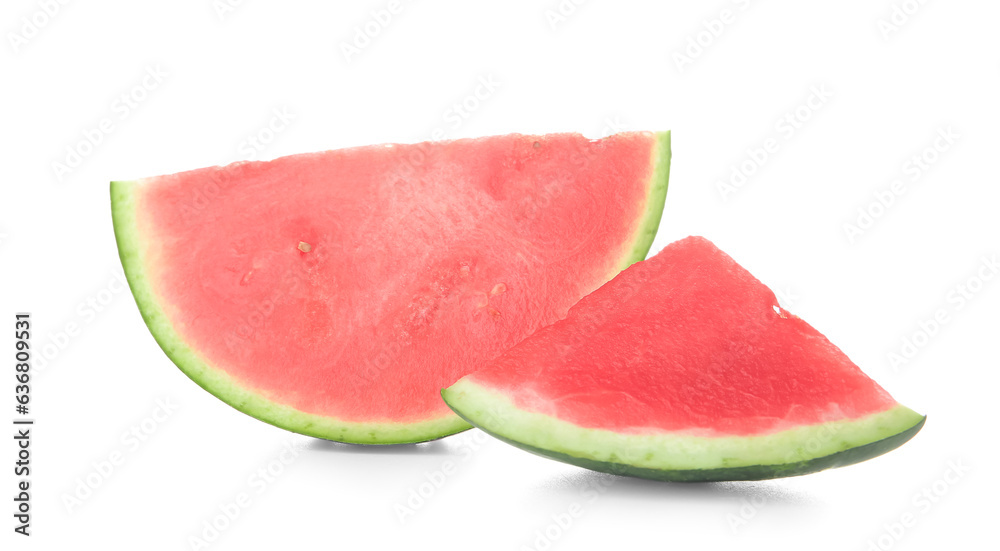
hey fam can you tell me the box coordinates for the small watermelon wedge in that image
[442,237,925,481]
[112,131,671,444]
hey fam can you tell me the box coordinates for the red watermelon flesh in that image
[112,131,671,443]
[443,236,924,480]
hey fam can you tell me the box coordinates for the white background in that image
[2,1,998,549]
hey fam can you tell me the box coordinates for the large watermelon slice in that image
[111,131,671,444]
[442,236,925,480]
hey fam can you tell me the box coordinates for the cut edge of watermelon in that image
[109,130,671,445]
[441,378,926,481]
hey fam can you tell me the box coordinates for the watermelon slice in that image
[111,131,671,444]
[442,237,925,481]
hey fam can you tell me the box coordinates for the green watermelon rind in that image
[109,131,671,445]
[621,131,671,270]
[441,378,926,481]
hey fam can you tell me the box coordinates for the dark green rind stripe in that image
[442,379,926,481]
[450,404,925,482]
